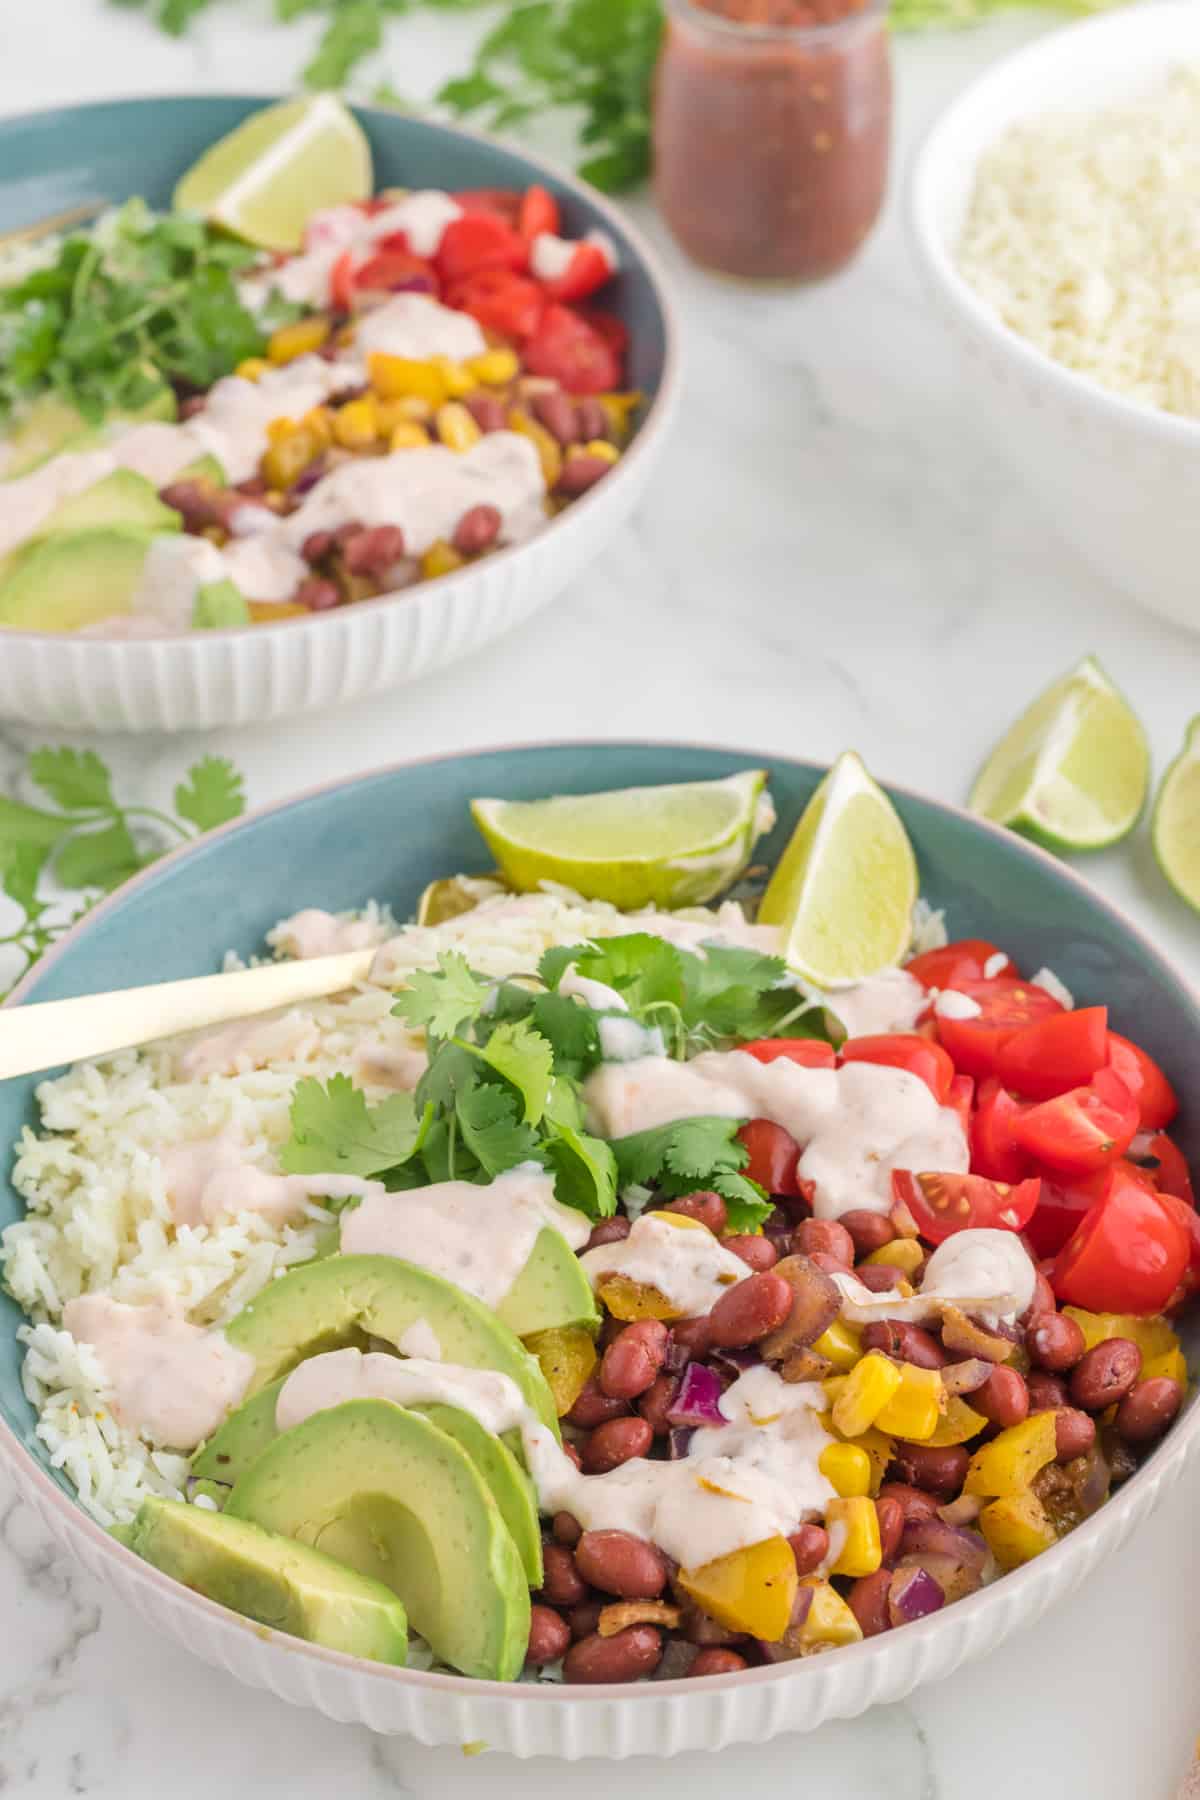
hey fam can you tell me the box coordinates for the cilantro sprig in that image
[0,748,246,998]
[610,1117,771,1233]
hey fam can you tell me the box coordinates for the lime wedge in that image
[173,95,372,252]
[969,655,1149,852]
[1153,716,1200,911]
[469,771,773,910]
[757,751,917,987]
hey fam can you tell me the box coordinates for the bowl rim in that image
[4,735,1200,1705]
[0,92,681,648]
[906,0,1200,452]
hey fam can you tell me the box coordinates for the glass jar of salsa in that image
[652,0,892,284]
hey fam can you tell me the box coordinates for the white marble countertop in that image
[3,3,1200,1794]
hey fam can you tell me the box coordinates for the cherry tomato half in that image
[840,1034,955,1105]
[542,240,614,304]
[1022,1170,1104,1259]
[1106,1031,1179,1130]
[740,1039,836,1069]
[446,269,545,342]
[436,213,528,284]
[934,978,1064,1080]
[452,188,523,225]
[523,303,622,394]
[948,1073,974,1140]
[1138,1132,1196,1207]
[905,939,1013,990]
[1012,1066,1138,1176]
[330,248,357,313]
[891,1170,1041,1245]
[994,1006,1109,1101]
[737,1119,802,1197]
[970,1077,1032,1183]
[353,249,437,296]
[519,184,560,242]
[1051,1165,1191,1314]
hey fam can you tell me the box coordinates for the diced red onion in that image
[939,1358,993,1397]
[666,1361,727,1429]
[937,1494,983,1526]
[1078,1447,1111,1516]
[900,1517,989,1571]
[709,1346,760,1378]
[896,1548,984,1606]
[888,1565,945,1628]
[668,1426,696,1460]
[290,456,328,497]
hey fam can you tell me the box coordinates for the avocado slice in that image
[0,527,157,632]
[224,1253,559,1433]
[227,1398,530,1681]
[192,577,250,629]
[3,384,178,480]
[195,1379,543,1586]
[120,1494,409,1665]
[175,453,226,485]
[33,470,182,539]
[497,1226,599,1338]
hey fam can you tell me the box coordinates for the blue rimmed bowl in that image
[1,741,1197,1755]
[0,99,678,732]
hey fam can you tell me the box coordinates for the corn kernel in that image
[333,398,379,450]
[819,1442,872,1499]
[468,347,520,386]
[248,600,311,623]
[430,355,477,398]
[798,1579,863,1649]
[261,430,319,491]
[390,422,432,451]
[436,401,482,453]
[864,1238,924,1275]
[266,416,299,444]
[268,315,331,365]
[508,406,563,487]
[811,1319,863,1372]
[301,407,334,451]
[421,540,465,581]
[826,1496,882,1577]
[599,391,642,441]
[368,352,448,405]
[582,439,620,465]
[832,1351,904,1439]
[845,1426,894,1494]
[376,396,434,433]
[236,357,269,382]
[874,1363,943,1442]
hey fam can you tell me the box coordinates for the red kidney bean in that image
[341,523,406,577]
[1020,1271,1057,1327]
[848,1569,893,1638]
[333,520,364,547]
[600,1320,670,1402]
[464,391,509,433]
[574,397,610,442]
[300,529,336,564]
[1026,1372,1069,1413]
[568,1600,603,1640]
[671,1316,714,1362]
[808,1251,848,1276]
[178,394,208,421]
[639,1373,679,1437]
[295,576,340,611]
[1070,1339,1143,1412]
[581,1416,654,1474]
[793,1219,854,1267]
[539,1542,587,1607]
[877,1482,939,1524]
[875,1496,904,1564]
[567,1378,630,1430]
[854,1263,908,1294]
[723,1234,778,1270]
[452,503,502,556]
[840,1210,897,1258]
[532,390,580,445]
[563,1626,663,1684]
[889,1443,970,1498]
[1054,1407,1096,1462]
[860,1320,948,1370]
[787,1523,829,1576]
[710,1271,793,1348]
[664,1191,727,1235]
[526,1604,571,1666]
[552,1511,582,1547]
[689,1648,749,1676]
[585,1217,631,1252]
[1116,1377,1183,1445]
[557,453,613,497]
[1028,1312,1086,1373]
[599,1314,626,1352]
[575,1530,668,1600]
[160,479,223,531]
[973,1367,1030,1430]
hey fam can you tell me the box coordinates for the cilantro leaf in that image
[708,1171,772,1234]
[174,756,245,831]
[541,934,684,1016]
[529,991,602,1081]
[53,820,141,892]
[392,952,491,1039]
[544,1122,618,1219]
[462,1018,555,1125]
[611,1115,753,1192]
[455,1083,543,1177]
[1,842,47,915]
[415,1041,481,1115]
[280,1074,425,1177]
[27,747,114,812]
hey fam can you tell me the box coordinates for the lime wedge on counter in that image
[1153,716,1200,912]
[969,655,1149,852]
[757,751,917,987]
[470,771,772,910]
[173,95,372,252]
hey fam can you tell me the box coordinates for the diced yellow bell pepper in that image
[436,401,482,453]
[832,1351,903,1438]
[924,1395,989,1447]
[420,540,465,581]
[598,391,643,441]
[261,429,320,491]
[430,355,477,398]
[1143,1345,1188,1386]
[376,395,434,432]
[964,1411,1059,1498]
[677,1536,797,1642]
[657,1212,712,1234]
[819,1442,872,1499]
[300,406,334,450]
[848,1426,895,1494]
[979,1492,1057,1571]
[826,1495,882,1577]
[508,406,563,487]
[812,1319,863,1371]
[369,352,449,406]
[582,438,620,465]
[864,1238,924,1275]
[247,600,310,622]
[798,1578,864,1649]
[236,356,270,382]
[268,315,330,364]
[390,422,433,451]
[468,347,520,386]
[821,1377,847,1410]
[595,1274,680,1322]
[523,1326,597,1417]
[1063,1308,1179,1361]
[875,1364,943,1441]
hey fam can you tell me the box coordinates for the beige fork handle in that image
[0,949,377,1082]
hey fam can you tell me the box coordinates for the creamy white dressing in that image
[128,536,227,631]
[559,972,629,1013]
[597,1016,666,1062]
[160,1132,382,1229]
[186,356,356,484]
[832,1228,1037,1326]
[275,1346,526,1435]
[0,449,123,557]
[220,534,307,602]
[822,968,927,1040]
[339,1165,590,1308]
[174,1010,322,1080]
[352,294,486,365]
[62,1295,253,1450]
[238,198,463,311]
[627,904,782,957]
[396,1319,443,1360]
[270,907,391,961]
[579,1212,748,1317]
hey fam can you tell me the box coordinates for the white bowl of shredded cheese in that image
[907,1,1200,634]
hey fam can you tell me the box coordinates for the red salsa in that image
[652,0,892,283]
